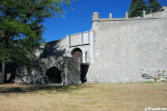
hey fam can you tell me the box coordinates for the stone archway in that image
[46,67,62,83]
[71,48,89,83]
[71,48,83,63]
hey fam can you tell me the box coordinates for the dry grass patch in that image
[0,82,166,111]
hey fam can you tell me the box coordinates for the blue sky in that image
[43,0,167,42]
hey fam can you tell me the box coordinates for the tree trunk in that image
[0,61,5,83]
[3,62,7,83]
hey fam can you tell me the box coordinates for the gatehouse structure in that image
[48,7,167,83]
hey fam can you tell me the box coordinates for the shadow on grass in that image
[0,84,93,94]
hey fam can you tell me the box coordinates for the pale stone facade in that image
[41,8,167,83]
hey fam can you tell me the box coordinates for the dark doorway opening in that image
[5,63,18,83]
[80,64,89,83]
[46,67,62,84]
[0,62,18,83]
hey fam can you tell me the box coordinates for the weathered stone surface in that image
[15,66,48,84]
[12,9,167,84]
[141,70,167,82]
[15,57,81,85]
[65,57,81,85]
[87,9,167,83]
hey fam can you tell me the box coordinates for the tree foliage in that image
[0,0,71,66]
[129,0,163,18]
[0,0,72,82]
[129,0,147,18]
[148,0,163,13]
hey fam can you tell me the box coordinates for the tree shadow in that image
[0,83,94,94]
[6,39,67,84]
[0,85,78,94]
[40,39,66,58]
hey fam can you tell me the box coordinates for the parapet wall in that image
[87,9,167,83]
[68,31,90,46]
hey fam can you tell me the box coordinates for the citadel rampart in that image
[40,8,167,83]
[87,8,167,83]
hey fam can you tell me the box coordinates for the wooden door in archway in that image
[71,48,82,63]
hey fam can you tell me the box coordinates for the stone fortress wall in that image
[87,7,167,83]
[5,6,167,85]
[42,7,167,83]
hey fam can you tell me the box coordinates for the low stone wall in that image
[65,57,81,85]
[15,57,81,85]
[15,66,48,84]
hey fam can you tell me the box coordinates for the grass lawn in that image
[0,82,166,111]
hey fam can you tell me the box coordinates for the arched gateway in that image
[71,48,83,63]
[71,48,88,83]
